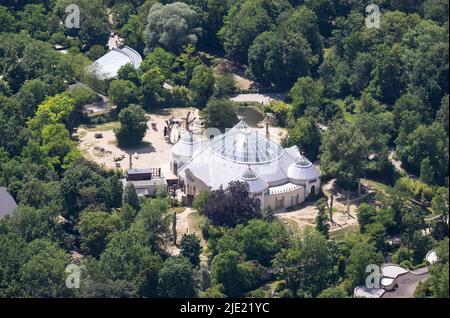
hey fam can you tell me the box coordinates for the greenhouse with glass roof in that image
[172,121,320,211]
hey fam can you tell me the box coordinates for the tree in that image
[288,76,324,118]
[218,0,289,63]
[435,94,449,134]
[369,44,405,104]
[192,190,210,214]
[114,104,148,147]
[0,5,15,33]
[392,246,413,265]
[144,2,202,53]
[0,233,27,297]
[140,67,165,109]
[77,211,117,258]
[216,219,289,267]
[9,205,57,243]
[357,204,377,233]
[108,80,140,111]
[409,231,433,264]
[201,98,238,131]
[248,30,314,90]
[429,238,449,298]
[19,239,73,297]
[189,64,214,108]
[320,120,369,189]
[432,187,449,223]
[273,228,335,297]
[140,47,177,80]
[317,286,349,298]
[283,116,321,160]
[365,222,387,251]
[210,250,261,297]
[18,4,56,41]
[123,183,140,211]
[315,198,330,239]
[97,229,163,297]
[203,181,261,227]
[423,0,449,24]
[157,256,197,297]
[133,198,170,252]
[76,0,110,47]
[86,45,105,61]
[397,123,448,184]
[213,74,236,98]
[180,233,202,266]
[429,262,449,298]
[346,241,383,287]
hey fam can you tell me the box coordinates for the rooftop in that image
[0,187,17,218]
[208,121,284,165]
[89,46,142,80]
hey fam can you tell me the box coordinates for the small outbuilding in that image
[89,46,142,80]
[0,187,17,218]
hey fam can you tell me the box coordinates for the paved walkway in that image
[381,268,429,298]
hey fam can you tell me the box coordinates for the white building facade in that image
[172,121,320,212]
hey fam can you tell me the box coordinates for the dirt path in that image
[276,179,363,235]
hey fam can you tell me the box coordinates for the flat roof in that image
[269,183,303,195]
[127,168,153,175]
[353,286,385,298]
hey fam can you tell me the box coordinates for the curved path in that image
[381,267,429,298]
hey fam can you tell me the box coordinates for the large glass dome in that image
[208,121,284,164]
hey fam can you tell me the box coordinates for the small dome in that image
[240,166,268,193]
[241,166,258,180]
[295,155,312,168]
[288,155,320,181]
[171,132,201,159]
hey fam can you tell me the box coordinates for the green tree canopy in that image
[114,104,148,147]
[144,2,202,53]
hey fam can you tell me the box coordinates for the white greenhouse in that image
[172,121,320,211]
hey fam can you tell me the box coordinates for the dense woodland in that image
[0,0,448,298]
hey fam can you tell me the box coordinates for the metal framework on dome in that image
[294,154,313,168]
[209,121,283,164]
[241,165,259,181]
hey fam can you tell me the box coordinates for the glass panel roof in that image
[209,121,284,164]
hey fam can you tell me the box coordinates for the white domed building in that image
[171,121,320,211]
[170,132,201,173]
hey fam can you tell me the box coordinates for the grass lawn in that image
[335,99,358,123]
[362,178,395,197]
[83,121,119,132]
[329,223,359,240]
[168,207,186,214]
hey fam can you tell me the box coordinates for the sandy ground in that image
[77,107,201,179]
[275,179,363,235]
[233,74,254,91]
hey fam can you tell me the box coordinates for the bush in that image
[392,246,413,264]
[277,288,293,298]
[171,85,192,107]
[400,260,413,270]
